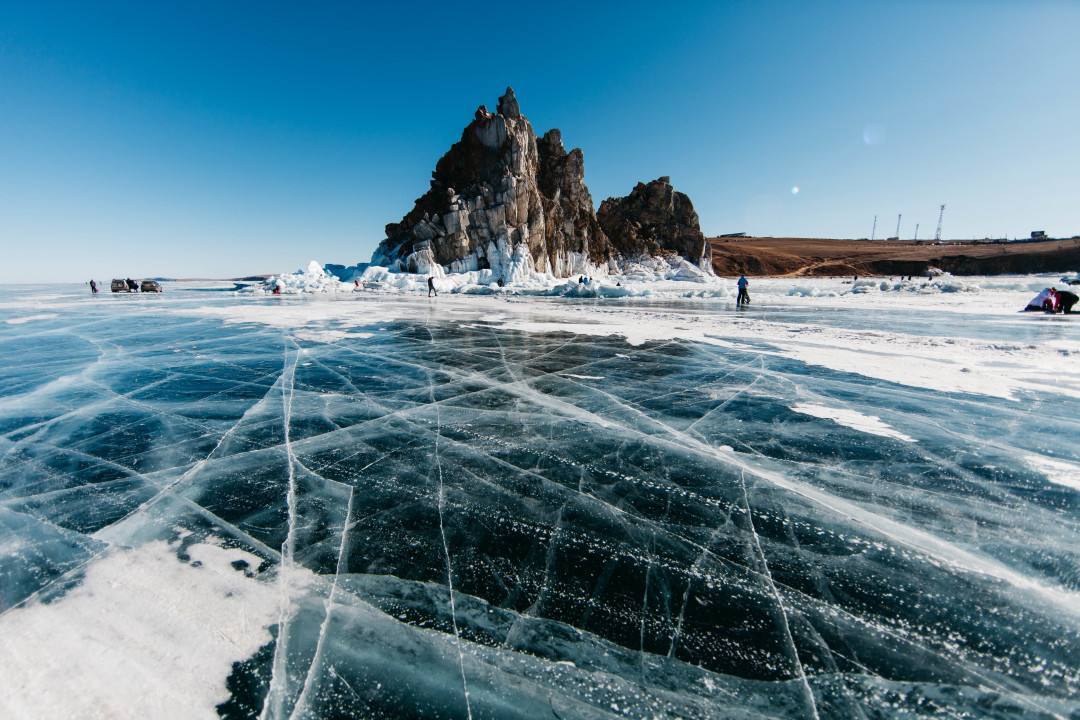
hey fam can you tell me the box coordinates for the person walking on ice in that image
[736,274,750,306]
[427,276,438,297]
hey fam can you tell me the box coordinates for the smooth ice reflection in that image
[0,284,1078,719]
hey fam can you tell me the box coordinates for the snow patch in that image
[791,403,915,442]
[6,314,58,325]
[1024,455,1080,491]
[0,539,278,719]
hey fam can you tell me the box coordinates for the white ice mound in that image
[357,265,501,294]
[788,274,979,298]
[348,250,728,299]
[887,273,979,294]
[244,260,352,295]
[931,273,980,293]
[536,281,654,299]
[787,286,839,298]
[619,254,712,283]
[243,250,728,299]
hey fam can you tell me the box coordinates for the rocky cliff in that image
[597,177,709,263]
[536,128,613,277]
[372,88,612,281]
[372,88,709,280]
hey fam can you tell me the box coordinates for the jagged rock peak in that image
[496,86,520,119]
[541,128,563,150]
[371,88,613,280]
[597,177,709,262]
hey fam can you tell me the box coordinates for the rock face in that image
[372,88,709,279]
[372,87,612,281]
[597,177,709,263]
[536,129,613,277]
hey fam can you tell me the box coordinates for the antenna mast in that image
[914,223,919,241]
[895,214,902,240]
[935,204,946,241]
[871,215,877,241]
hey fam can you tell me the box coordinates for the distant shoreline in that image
[13,239,1080,286]
[709,236,1080,276]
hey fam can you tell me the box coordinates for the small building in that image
[1031,230,1047,240]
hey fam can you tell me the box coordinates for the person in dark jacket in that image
[736,274,750,306]
[1059,290,1079,314]
[89,279,98,294]
[427,276,438,297]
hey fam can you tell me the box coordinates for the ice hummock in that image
[248,254,730,299]
[248,260,350,295]
[788,273,979,298]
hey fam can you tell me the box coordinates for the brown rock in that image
[598,177,709,262]
[372,87,611,279]
[536,129,611,273]
[373,90,710,278]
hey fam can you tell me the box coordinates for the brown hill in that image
[709,237,1080,276]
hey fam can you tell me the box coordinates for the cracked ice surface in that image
[0,282,1078,719]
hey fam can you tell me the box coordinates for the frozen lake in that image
[1,280,1078,719]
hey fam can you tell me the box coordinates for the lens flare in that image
[863,123,885,145]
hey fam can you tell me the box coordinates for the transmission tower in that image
[935,204,946,241]
[871,215,877,241]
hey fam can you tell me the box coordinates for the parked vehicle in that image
[140,280,163,293]
[111,279,130,292]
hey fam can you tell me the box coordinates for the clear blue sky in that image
[1,0,1077,281]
